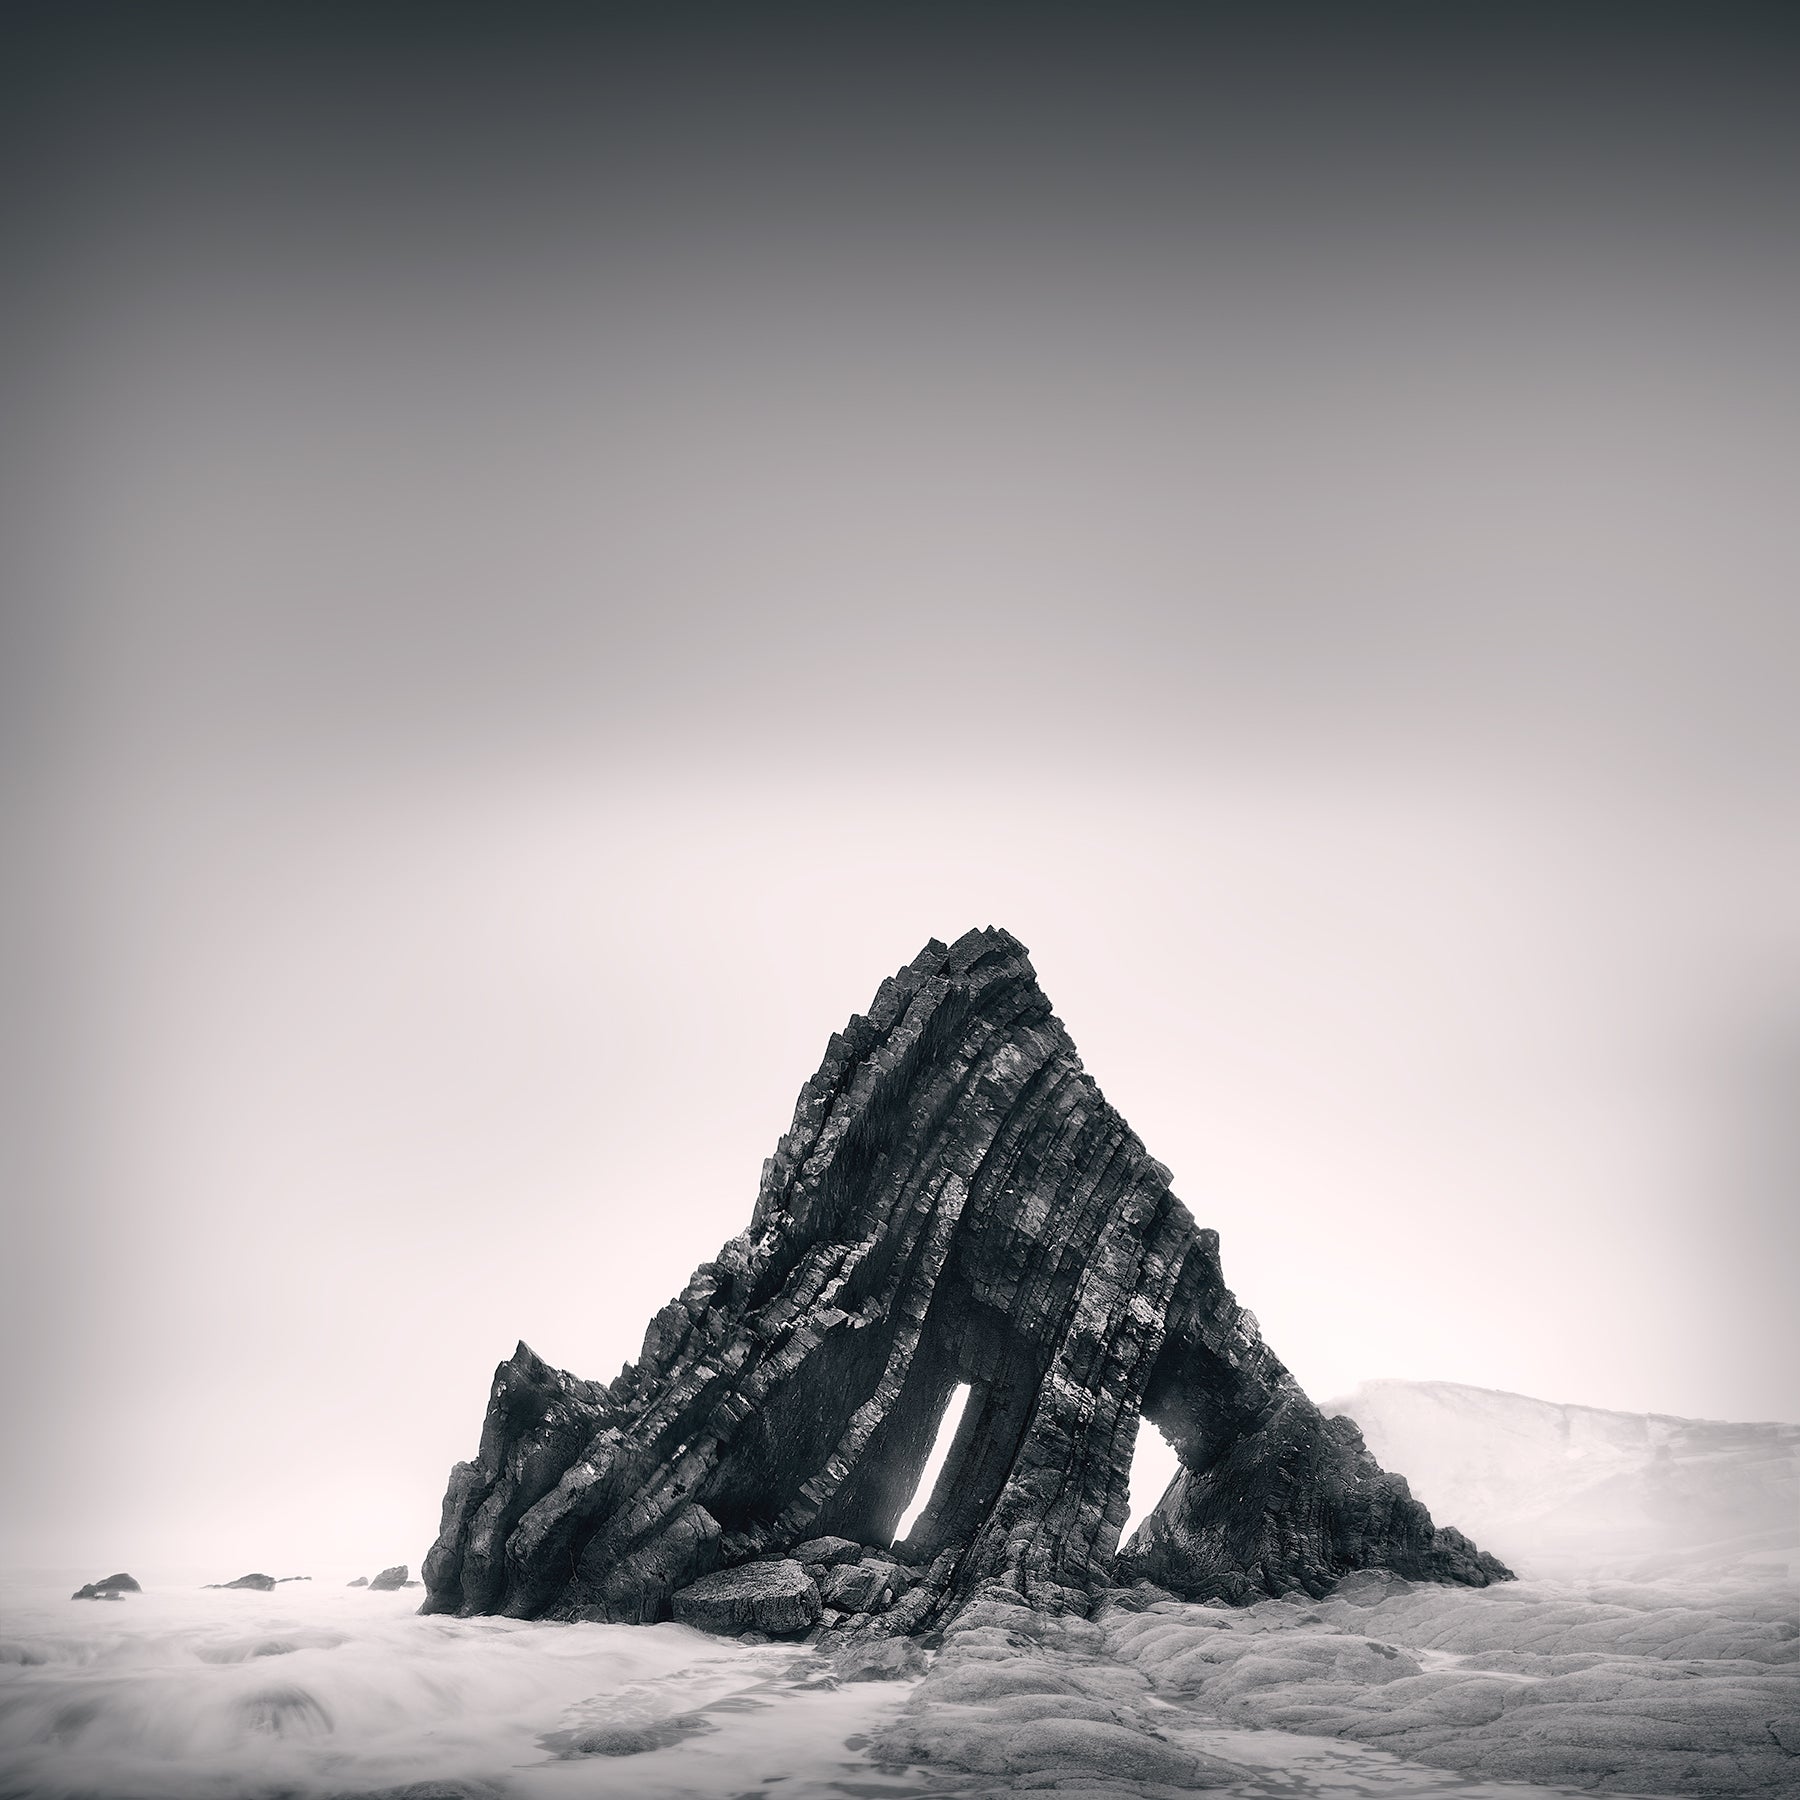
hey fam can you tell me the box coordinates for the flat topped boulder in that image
[208,1572,277,1591]
[671,1560,821,1639]
[423,929,1509,1633]
[791,1536,862,1568]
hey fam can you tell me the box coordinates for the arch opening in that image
[892,1381,972,1548]
[1121,1415,1182,1549]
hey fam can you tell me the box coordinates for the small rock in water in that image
[207,1573,277,1591]
[71,1572,140,1600]
[367,1564,409,1591]
[672,1560,821,1638]
[541,1716,715,1758]
[347,1575,369,1586]
[832,1636,928,1681]
[342,1784,507,1800]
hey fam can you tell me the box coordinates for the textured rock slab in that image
[870,1597,1243,1788]
[208,1572,277,1591]
[1102,1575,1800,1798]
[791,1535,861,1567]
[672,1559,822,1638]
[424,928,1507,1631]
[367,1564,409,1592]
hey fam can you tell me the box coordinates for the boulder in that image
[347,1576,369,1586]
[790,1535,861,1568]
[208,1572,277,1591]
[820,1561,895,1615]
[367,1564,409,1591]
[71,1572,140,1600]
[672,1560,821,1638]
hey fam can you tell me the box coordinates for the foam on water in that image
[0,1573,924,1799]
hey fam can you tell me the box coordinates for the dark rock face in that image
[209,1572,278,1591]
[367,1565,409,1591]
[71,1572,140,1600]
[670,1560,821,1638]
[422,928,1509,1631]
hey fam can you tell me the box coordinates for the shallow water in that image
[0,1573,1741,1799]
[0,1573,923,1800]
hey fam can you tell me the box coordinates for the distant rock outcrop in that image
[71,1572,139,1600]
[1329,1378,1800,1579]
[423,929,1508,1633]
[367,1565,409,1591]
[347,1575,369,1586]
[208,1573,277,1591]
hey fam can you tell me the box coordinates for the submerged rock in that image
[423,928,1509,1630]
[671,1560,821,1638]
[208,1573,277,1591]
[71,1572,140,1600]
[366,1565,409,1592]
[831,1636,928,1681]
[347,1576,369,1587]
[542,1715,714,1757]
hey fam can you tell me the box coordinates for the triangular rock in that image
[422,928,1508,1627]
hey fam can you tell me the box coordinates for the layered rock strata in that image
[422,928,1508,1632]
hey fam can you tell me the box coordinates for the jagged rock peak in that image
[422,927,1509,1631]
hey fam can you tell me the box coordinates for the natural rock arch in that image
[422,928,1507,1629]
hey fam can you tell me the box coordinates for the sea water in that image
[0,1571,925,1800]
[5,1570,1762,1800]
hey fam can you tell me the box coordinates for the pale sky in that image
[3,7,1796,1576]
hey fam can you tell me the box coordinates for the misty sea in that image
[4,1568,1737,1800]
[0,1570,917,1800]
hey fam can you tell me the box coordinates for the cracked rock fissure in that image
[422,928,1511,1633]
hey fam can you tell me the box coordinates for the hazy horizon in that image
[3,5,1796,1576]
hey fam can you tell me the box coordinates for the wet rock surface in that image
[671,1559,822,1639]
[870,1587,1243,1791]
[423,928,1506,1636]
[1101,1573,1800,1798]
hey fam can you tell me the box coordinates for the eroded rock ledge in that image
[422,928,1508,1633]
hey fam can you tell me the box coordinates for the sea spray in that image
[0,1573,924,1799]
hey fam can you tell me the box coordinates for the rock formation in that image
[423,928,1509,1633]
[367,1564,409,1591]
[208,1572,277,1591]
[71,1572,139,1600]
